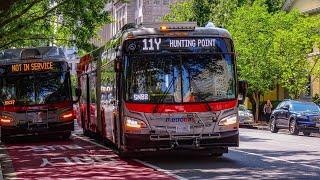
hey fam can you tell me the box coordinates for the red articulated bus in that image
[77,22,247,157]
[0,46,78,141]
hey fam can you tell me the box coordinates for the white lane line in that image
[232,149,320,170]
[71,134,110,150]
[0,162,3,180]
[133,159,187,180]
[72,134,185,180]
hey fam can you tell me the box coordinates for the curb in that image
[250,123,270,131]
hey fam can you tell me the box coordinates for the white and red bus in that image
[0,46,79,141]
[77,22,247,156]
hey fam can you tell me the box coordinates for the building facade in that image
[92,0,185,47]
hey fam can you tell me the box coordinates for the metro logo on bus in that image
[11,62,54,73]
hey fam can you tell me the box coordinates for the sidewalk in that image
[252,122,269,131]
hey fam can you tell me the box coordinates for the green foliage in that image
[228,1,275,96]
[0,0,113,52]
[269,11,320,98]
[164,0,286,27]
[163,0,194,22]
[70,74,77,96]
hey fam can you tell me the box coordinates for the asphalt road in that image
[138,128,320,179]
[1,127,320,179]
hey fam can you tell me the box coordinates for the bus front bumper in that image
[124,130,239,152]
[1,121,74,137]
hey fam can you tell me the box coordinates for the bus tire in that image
[62,131,71,140]
[209,152,223,158]
[1,136,8,143]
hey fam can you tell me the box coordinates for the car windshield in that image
[125,53,235,103]
[0,72,71,106]
[291,102,320,113]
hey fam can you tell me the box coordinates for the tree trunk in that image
[252,91,260,123]
[248,91,260,123]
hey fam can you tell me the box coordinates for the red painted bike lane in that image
[3,136,175,180]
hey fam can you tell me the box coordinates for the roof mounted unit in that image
[20,48,41,60]
[141,22,197,31]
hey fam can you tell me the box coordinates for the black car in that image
[270,100,320,136]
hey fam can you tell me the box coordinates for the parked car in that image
[270,100,320,136]
[238,105,254,126]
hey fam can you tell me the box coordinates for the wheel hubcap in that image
[290,121,295,133]
[271,119,275,130]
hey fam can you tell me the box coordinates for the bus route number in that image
[142,38,161,51]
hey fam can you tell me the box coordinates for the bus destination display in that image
[9,62,65,73]
[125,37,231,54]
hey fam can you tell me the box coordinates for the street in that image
[139,129,320,179]
[1,128,319,179]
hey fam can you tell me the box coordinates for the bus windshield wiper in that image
[152,76,176,113]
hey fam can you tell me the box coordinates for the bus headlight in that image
[0,115,14,126]
[60,110,75,122]
[218,114,238,126]
[125,117,147,129]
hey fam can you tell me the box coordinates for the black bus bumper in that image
[1,121,74,137]
[123,130,239,153]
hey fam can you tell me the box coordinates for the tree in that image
[164,0,286,27]
[269,11,320,98]
[163,0,194,22]
[227,0,276,122]
[0,0,112,52]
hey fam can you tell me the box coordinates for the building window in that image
[69,63,73,70]
[154,16,162,22]
[154,0,161,5]
[163,0,169,5]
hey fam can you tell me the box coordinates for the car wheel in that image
[270,117,279,133]
[289,119,299,135]
[303,131,311,136]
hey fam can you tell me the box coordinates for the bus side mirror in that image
[238,80,248,104]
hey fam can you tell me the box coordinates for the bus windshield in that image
[0,72,71,106]
[125,53,235,103]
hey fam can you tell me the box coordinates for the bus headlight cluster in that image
[125,117,147,129]
[218,114,238,126]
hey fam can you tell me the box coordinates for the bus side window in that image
[101,62,116,104]
[89,73,97,103]
[80,75,87,104]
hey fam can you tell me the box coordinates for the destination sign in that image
[6,61,67,74]
[11,62,54,73]
[125,37,232,54]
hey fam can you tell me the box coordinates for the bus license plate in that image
[176,124,190,133]
[29,113,43,123]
